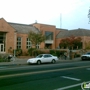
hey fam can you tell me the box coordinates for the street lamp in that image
[13,32,16,64]
[69,46,72,60]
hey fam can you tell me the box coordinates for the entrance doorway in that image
[0,32,6,53]
[45,44,52,49]
[0,44,4,53]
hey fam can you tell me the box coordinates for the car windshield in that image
[36,54,43,58]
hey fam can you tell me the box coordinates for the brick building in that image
[0,18,90,54]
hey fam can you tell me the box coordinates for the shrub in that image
[32,49,46,56]
[0,58,3,62]
[0,55,4,62]
[22,51,29,56]
[50,49,66,57]
[56,50,61,57]
[49,50,57,56]
[74,53,81,58]
[28,48,36,56]
[15,49,22,56]
[0,55,10,62]
[28,49,50,56]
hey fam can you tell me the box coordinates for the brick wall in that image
[0,18,16,53]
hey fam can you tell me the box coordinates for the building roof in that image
[30,22,55,27]
[8,22,40,34]
[56,28,68,31]
[56,28,90,38]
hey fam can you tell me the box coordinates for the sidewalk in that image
[0,58,28,66]
[0,57,81,66]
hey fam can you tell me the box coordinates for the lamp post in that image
[13,32,16,64]
[69,46,72,60]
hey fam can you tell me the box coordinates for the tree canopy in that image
[85,41,90,50]
[28,31,45,48]
[59,36,82,49]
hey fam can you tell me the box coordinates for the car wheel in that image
[52,59,56,64]
[82,57,87,60]
[37,60,41,65]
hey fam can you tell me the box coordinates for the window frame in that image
[17,37,22,49]
[26,38,32,49]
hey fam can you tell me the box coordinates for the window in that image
[44,55,48,58]
[44,54,52,58]
[17,37,21,49]
[36,54,43,58]
[36,44,39,49]
[47,54,52,57]
[26,38,32,49]
[45,31,53,40]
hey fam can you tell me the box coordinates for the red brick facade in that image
[0,18,90,54]
[0,18,16,54]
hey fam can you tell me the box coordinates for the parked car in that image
[27,54,59,65]
[81,52,90,60]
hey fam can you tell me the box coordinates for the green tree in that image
[28,31,45,48]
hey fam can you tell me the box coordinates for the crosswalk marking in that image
[61,76,81,81]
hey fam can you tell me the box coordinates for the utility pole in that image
[60,13,62,28]
[88,7,90,24]
[13,32,16,64]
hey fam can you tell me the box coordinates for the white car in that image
[81,52,90,60]
[27,54,59,64]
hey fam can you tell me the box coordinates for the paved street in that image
[0,60,90,90]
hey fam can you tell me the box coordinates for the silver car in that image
[27,54,59,65]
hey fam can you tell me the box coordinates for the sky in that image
[0,0,90,30]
